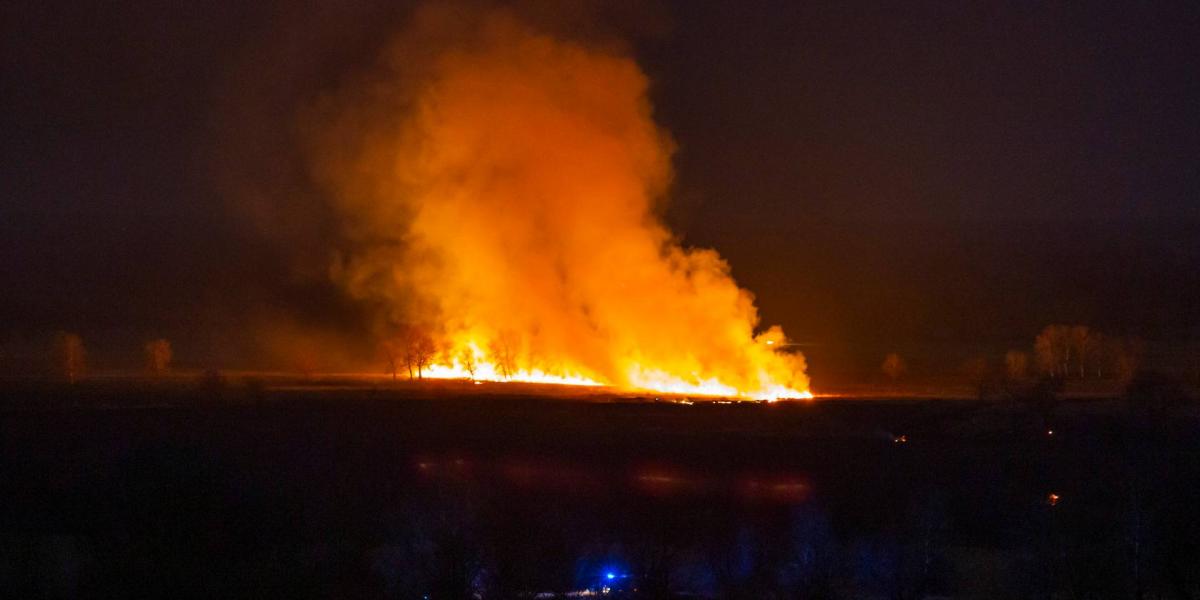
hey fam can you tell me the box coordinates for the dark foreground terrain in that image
[2,378,1198,599]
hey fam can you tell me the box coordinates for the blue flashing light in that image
[606,572,616,580]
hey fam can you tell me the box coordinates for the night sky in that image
[2,0,1198,376]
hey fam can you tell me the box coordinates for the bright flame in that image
[416,341,811,400]
[313,6,811,401]
[423,343,602,387]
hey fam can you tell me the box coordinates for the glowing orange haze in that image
[314,8,810,400]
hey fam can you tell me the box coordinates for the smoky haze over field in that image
[1,0,1197,378]
[288,5,807,395]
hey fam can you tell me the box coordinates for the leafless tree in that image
[489,331,520,380]
[55,332,86,383]
[405,329,437,379]
[1068,326,1094,379]
[1035,325,1148,384]
[459,348,477,380]
[1035,325,1110,380]
[380,339,402,381]
[1035,325,1073,378]
[881,353,906,381]
[1004,350,1029,381]
[145,338,172,375]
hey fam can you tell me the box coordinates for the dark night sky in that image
[2,0,1198,375]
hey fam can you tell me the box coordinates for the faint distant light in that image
[1048,492,1060,506]
[1047,429,1054,436]
[893,435,908,444]
[606,572,616,580]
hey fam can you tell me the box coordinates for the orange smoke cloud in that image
[312,6,809,399]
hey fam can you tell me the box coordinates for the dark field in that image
[2,380,1198,599]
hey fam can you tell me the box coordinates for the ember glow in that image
[313,7,810,401]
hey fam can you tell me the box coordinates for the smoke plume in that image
[306,5,808,398]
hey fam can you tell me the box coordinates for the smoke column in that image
[309,5,809,398]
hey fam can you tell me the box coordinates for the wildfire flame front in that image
[312,7,811,401]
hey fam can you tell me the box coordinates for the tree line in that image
[49,332,173,382]
[378,328,523,382]
[882,324,1148,386]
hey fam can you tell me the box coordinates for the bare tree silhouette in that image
[145,339,172,376]
[1004,350,1029,382]
[405,329,437,379]
[882,353,906,381]
[489,331,520,380]
[380,339,403,381]
[459,349,477,380]
[55,332,86,383]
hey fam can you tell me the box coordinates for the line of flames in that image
[416,347,812,402]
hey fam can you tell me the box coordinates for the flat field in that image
[2,379,1197,598]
